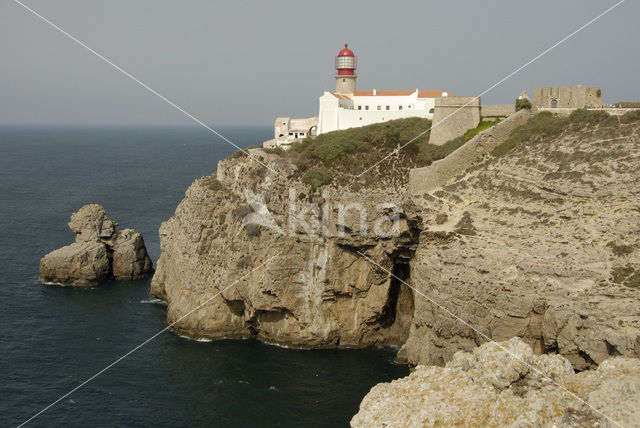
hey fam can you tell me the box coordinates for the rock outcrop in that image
[39,241,111,286]
[40,204,153,286]
[400,112,640,369]
[352,337,640,427]
[151,111,640,366]
[151,153,417,346]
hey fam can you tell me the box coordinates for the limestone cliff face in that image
[151,152,417,347]
[152,113,640,369]
[401,114,640,369]
[352,337,640,428]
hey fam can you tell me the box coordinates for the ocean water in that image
[0,126,408,427]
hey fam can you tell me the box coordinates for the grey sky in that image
[1,0,638,126]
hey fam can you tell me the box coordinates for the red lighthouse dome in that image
[335,43,356,76]
[338,43,354,57]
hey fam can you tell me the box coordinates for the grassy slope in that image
[268,117,501,189]
[492,109,640,156]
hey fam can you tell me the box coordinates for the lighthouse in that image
[264,43,452,147]
[335,43,357,95]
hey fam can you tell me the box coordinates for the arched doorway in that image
[551,99,558,108]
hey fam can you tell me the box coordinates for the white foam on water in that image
[177,333,216,342]
[41,280,70,287]
[41,279,97,289]
[140,297,167,306]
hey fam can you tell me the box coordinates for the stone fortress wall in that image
[533,86,603,109]
[429,99,517,146]
[408,86,629,196]
[428,96,481,146]
[480,104,516,119]
[428,86,604,147]
[409,108,535,194]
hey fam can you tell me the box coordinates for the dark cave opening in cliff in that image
[379,261,411,329]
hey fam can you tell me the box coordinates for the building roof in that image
[352,89,450,98]
[418,90,450,98]
[332,93,352,100]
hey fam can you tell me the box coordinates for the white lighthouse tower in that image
[335,43,357,95]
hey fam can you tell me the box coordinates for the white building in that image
[264,43,450,148]
[317,88,449,134]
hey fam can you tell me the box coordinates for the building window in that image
[358,105,362,110]
[408,105,412,109]
[429,108,434,114]
[399,105,403,110]
[377,105,381,110]
[365,106,369,110]
[289,132,294,136]
[342,78,346,82]
[359,117,362,120]
[386,105,390,110]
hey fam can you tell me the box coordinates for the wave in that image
[41,280,96,288]
[140,297,167,306]
[177,333,215,342]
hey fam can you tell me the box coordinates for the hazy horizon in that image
[2,0,638,127]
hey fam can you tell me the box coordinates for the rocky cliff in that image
[352,337,640,427]
[151,111,640,367]
[401,110,640,370]
[150,148,418,346]
[40,204,154,286]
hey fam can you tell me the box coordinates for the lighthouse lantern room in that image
[335,43,357,94]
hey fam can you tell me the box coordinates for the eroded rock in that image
[151,150,418,346]
[39,241,110,286]
[401,115,640,369]
[40,204,153,286]
[352,338,640,428]
[112,229,154,280]
[152,116,640,366]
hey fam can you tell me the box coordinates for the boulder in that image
[352,338,640,428]
[112,229,154,280]
[39,204,153,286]
[40,241,110,286]
[68,204,117,243]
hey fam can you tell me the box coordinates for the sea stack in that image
[40,204,153,286]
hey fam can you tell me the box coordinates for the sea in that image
[0,125,408,427]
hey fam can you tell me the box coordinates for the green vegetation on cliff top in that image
[492,109,639,156]
[273,117,438,187]
[267,117,502,188]
[256,108,640,188]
